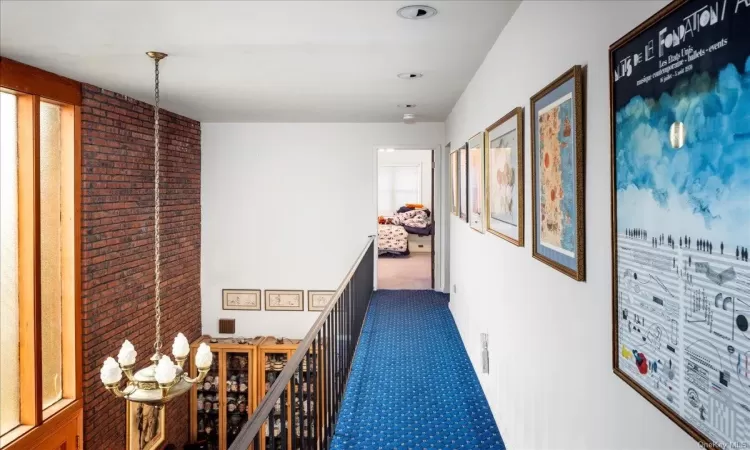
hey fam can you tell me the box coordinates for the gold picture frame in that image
[264,289,304,311]
[450,150,459,216]
[307,290,336,312]
[485,107,524,246]
[529,65,586,281]
[126,402,165,450]
[467,132,485,233]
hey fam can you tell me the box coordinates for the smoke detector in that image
[403,113,416,124]
[397,5,438,20]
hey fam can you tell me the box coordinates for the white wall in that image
[377,149,433,213]
[202,122,445,338]
[446,1,699,449]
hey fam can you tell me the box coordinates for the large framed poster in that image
[610,0,750,446]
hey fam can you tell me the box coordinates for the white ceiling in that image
[0,1,519,123]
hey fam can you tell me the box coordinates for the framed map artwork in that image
[530,65,586,281]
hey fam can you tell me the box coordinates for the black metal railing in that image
[229,236,375,450]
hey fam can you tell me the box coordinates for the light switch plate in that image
[481,333,489,374]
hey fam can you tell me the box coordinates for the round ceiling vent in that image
[397,5,438,20]
[397,104,417,108]
[397,73,423,79]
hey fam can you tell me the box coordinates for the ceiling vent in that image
[397,5,438,20]
[397,73,423,79]
[398,104,417,108]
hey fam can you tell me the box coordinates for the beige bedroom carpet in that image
[377,253,431,290]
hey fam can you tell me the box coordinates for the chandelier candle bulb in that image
[117,340,137,367]
[172,333,190,359]
[195,342,213,369]
[155,355,177,385]
[100,357,123,385]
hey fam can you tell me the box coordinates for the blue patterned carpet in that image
[331,290,505,449]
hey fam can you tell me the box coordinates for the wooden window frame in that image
[0,57,82,450]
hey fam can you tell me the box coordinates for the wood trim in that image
[0,57,81,106]
[16,94,42,427]
[1,399,81,450]
[60,104,82,400]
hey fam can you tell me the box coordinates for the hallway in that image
[331,290,504,449]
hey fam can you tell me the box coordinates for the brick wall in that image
[81,84,201,449]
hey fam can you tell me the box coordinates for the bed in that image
[377,224,409,256]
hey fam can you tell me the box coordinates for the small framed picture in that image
[265,290,304,311]
[468,132,485,233]
[222,289,261,311]
[485,107,524,246]
[127,402,165,450]
[307,290,336,311]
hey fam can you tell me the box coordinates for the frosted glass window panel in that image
[40,101,63,409]
[378,165,421,216]
[0,92,20,435]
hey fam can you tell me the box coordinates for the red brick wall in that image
[81,84,201,449]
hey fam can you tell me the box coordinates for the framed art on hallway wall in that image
[467,132,485,233]
[485,107,524,246]
[458,143,469,222]
[610,0,750,447]
[308,290,335,311]
[223,289,262,311]
[265,290,304,311]
[530,65,585,281]
[450,150,459,216]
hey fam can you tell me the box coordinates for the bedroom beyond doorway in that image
[376,148,434,290]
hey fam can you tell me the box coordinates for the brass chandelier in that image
[99,52,212,406]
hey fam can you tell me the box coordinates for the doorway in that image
[376,148,434,290]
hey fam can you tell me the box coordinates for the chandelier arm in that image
[183,367,211,385]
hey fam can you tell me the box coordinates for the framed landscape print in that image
[458,143,468,222]
[485,107,524,246]
[530,65,585,281]
[610,0,750,446]
[308,290,335,311]
[265,290,304,311]
[450,150,459,216]
[467,132,485,233]
[127,402,165,450]
[222,289,261,310]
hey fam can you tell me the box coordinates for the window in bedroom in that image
[378,164,421,216]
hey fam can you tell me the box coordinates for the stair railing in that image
[229,236,375,450]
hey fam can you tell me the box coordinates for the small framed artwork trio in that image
[447,0,750,447]
[222,289,336,312]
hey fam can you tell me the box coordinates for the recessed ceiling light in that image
[397,5,438,20]
[397,73,423,80]
[398,104,417,108]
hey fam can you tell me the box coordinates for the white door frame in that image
[373,145,445,291]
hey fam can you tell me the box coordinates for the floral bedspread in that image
[378,224,408,253]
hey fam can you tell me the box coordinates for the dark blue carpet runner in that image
[331,290,505,449]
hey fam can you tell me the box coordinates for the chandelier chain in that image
[153,58,162,355]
